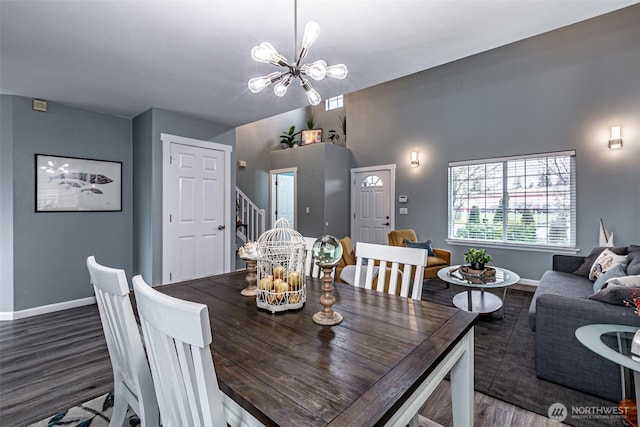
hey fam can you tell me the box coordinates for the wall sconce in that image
[410,151,419,167]
[609,125,623,149]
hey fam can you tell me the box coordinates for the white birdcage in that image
[256,218,307,313]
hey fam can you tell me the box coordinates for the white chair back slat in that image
[304,236,324,278]
[86,256,159,427]
[132,275,227,427]
[353,242,427,300]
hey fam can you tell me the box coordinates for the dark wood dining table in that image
[159,271,478,426]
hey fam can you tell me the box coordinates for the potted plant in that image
[463,248,492,270]
[305,114,316,130]
[328,129,340,143]
[280,125,300,149]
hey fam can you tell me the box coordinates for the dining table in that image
[159,270,478,426]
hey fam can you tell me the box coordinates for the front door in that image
[351,165,395,245]
[169,142,225,282]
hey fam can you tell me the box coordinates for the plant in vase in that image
[463,248,491,270]
[280,125,300,149]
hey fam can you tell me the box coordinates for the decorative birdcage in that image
[256,218,307,313]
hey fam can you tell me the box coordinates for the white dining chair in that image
[303,236,323,278]
[131,275,261,427]
[86,256,159,427]
[353,242,427,300]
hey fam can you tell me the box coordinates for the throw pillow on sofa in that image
[593,263,627,293]
[589,274,640,305]
[588,248,629,281]
[574,246,628,277]
[588,284,637,306]
[405,239,435,256]
[627,251,640,276]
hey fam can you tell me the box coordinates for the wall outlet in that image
[306,207,310,213]
[399,207,408,215]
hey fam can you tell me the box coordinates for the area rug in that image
[422,280,625,427]
[28,392,139,427]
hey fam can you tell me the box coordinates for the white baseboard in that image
[0,296,96,321]
[518,278,539,287]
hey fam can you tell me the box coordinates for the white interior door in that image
[169,143,225,282]
[270,168,297,229]
[351,165,395,245]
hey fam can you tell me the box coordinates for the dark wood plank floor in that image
[0,304,113,426]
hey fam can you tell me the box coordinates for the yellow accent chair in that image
[387,229,451,280]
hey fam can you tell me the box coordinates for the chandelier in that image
[247,4,348,106]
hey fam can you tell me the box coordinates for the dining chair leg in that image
[138,398,160,427]
[110,386,129,427]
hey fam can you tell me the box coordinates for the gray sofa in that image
[529,248,640,402]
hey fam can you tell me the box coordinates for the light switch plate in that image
[399,207,408,214]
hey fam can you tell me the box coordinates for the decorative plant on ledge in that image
[328,129,340,143]
[463,248,492,270]
[280,125,301,148]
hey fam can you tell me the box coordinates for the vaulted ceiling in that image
[1,0,637,127]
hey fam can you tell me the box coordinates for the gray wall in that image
[270,143,350,238]
[2,95,133,310]
[132,108,233,285]
[0,96,15,311]
[346,6,640,280]
[235,108,306,214]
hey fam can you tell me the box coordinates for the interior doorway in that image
[350,164,396,245]
[269,168,297,229]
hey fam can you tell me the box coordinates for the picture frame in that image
[301,129,323,145]
[35,154,122,212]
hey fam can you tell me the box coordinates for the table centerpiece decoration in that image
[256,218,306,313]
[311,235,343,326]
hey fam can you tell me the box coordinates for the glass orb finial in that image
[312,235,343,266]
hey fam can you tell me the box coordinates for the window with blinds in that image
[448,151,576,249]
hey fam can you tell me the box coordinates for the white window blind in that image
[448,151,576,249]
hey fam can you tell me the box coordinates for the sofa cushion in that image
[529,270,593,330]
[627,251,640,276]
[589,248,629,280]
[427,256,448,268]
[593,263,628,293]
[607,274,640,287]
[573,246,628,277]
[405,239,435,256]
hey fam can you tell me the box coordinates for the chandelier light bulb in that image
[301,60,327,81]
[251,42,286,65]
[326,64,348,79]
[248,72,282,93]
[301,21,321,48]
[273,75,293,97]
[306,88,321,105]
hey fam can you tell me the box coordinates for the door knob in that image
[383,222,390,226]
[218,225,226,230]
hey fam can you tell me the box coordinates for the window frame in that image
[325,94,344,111]
[446,150,578,253]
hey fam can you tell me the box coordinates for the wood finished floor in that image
[0,301,563,426]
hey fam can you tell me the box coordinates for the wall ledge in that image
[0,296,96,321]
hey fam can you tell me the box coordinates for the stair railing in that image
[235,187,266,244]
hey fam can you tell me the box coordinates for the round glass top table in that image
[437,265,520,317]
[576,324,640,418]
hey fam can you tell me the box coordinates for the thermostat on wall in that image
[399,195,408,203]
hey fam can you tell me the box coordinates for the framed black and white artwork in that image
[35,154,122,212]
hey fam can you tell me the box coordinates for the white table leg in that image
[450,328,474,427]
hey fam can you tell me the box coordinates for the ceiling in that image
[1,0,637,128]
